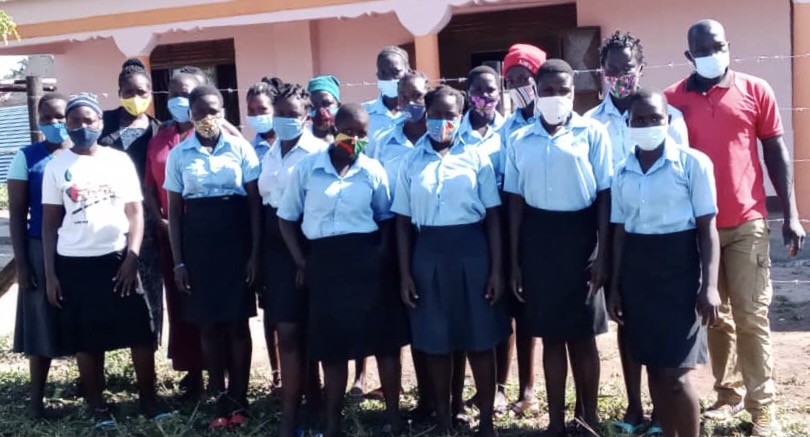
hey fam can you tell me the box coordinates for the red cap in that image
[503,43,547,75]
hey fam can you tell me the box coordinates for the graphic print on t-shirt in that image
[66,182,116,224]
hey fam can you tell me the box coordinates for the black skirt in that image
[410,223,511,354]
[620,230,707,368]
[57,251,155,353]
[261,206,307,325]
[181,196,256,324]
[14,238,72,358]
[519,206,608,341]
[306,232,408,364]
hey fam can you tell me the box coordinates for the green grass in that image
[0,183,8,210]
[0,334,808,437]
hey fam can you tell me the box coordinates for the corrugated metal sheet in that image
[0,106,32,183]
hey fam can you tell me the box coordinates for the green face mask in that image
[335,133,368,157]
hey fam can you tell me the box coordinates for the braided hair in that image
[599,30,645,66]
[118,58,151,89]
[247,76,279,102]
[269,77,311,108]
[425,85,465,113]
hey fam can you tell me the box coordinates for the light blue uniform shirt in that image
[611,139,717,235]
[585,97,688,169]
[164,132,260,199]
[500,109,535,149]
[363,96,405,156]
[504,112,613,211]
[392,135,501,227]
[372,123,419,196]
[457,111,506,187]
[277,149,393,240]
[252,134,271,162]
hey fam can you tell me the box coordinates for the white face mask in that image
[694,51,730,79]
[377,79,400,98]
[629,125,668,151]
[534,95,573,125]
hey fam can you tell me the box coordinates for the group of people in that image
[7,17,804,437]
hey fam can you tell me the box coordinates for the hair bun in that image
[122,58,147,71]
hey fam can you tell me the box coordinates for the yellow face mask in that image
[120,95,152,116]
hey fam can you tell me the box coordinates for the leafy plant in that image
[0,1,20,44]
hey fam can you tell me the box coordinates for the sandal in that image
[508,400,540,417]
[611,420,644,435]
[209,417,229,430]
[92,408,118,431]
[646,425,664,436]
[229,411,249,428]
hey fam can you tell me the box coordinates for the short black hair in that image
[466,65,499,91]
[628,87,669,114]
[425,85,465,113]
[377,46,410,67]
[599,30,645,66]
[335,103,368,127]
[268,77,311,108]
[169,72,200,87]
[189,85,223,107]
[535,59,574,82]
[178,66,209,84]
[247,77,279,102]
[38,92,69,111]
[118,58,151,89]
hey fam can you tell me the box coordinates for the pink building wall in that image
[577,0,793,151]
[47,0,793,156]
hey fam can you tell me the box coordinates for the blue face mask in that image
[403,103,426,122]
[68,127,102,149]
[39,123,69,144]
[273,116,304,141]
[167,97,190,123]
[247,114,274,134]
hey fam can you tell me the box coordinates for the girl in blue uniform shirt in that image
[278,103,407,437]
[258,78,327,437]
[246,78,277,161]
[609,89,720,437]
[505,59,612,436]
[164,85,262,429]
[394,85,510,437]
[363,46,410,156]
[498,43,547,417]
[7,93,72,418]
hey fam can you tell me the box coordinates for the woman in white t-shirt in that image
[41,93,168,430]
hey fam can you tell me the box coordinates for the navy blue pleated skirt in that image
[620,230,707,368]
[410,223,511,354]
[519,206,608,341]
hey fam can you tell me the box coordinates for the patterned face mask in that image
[193,115,222,139]
[334,133,368,157]
[427,118,460,143]
[508,82,537,109]
[603,71,640,99]
[470,94,498,116]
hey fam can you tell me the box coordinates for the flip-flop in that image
[150,411,176,421]
[92,408,118,431]
[646,425,664,436]
[208,417,229,430]
[611,420,644,435]
[508,400,540,417]
[229,412,248,428]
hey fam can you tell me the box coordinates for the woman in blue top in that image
[7,93,72,418]
[259,78,326,436]
[245,78,277,160]
[278,103,406,437]
[394,85,509,437]
[164,85,262,429]
[505,59,611,436]
[609,89,720,437]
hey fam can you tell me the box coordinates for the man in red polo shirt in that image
[666,19,805,437]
